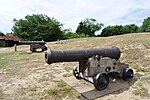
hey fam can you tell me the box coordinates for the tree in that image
[140,17,150,32]
[122,24,138,33]
[12,14,63,41]
[101,24,139,37]
[101,25,123,37]
[62,28,87,39]
[76,18,103,37]
[0,31,5,36]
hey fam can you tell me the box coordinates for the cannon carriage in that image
[17,41,47,52]
[45,46,134,90]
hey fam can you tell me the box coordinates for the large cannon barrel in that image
[45,46,121,64]
[18,41,46,45]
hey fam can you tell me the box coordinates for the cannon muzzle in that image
[45,46,121,64]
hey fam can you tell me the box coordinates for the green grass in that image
[133,76,150,97]
[30,86,37,92]
[0,51,32,68]
[127,60,150,73]
[62,73,73,77]
[0,88,5,100]
[0,52,15,68]
[57,80,67,87]
[133,87,149,97]
[128,51,150,98]
[133,66,150,73]
[38,75,50,82]
[44,80,78,100]
[64,66,72,72]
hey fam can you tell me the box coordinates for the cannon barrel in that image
[45,46,121,64]
[18,41,46,45]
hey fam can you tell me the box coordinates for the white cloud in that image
[0,0,150,33]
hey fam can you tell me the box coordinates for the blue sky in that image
[0,0,150,33]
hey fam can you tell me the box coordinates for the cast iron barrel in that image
[18,41,46,45]
[45,46,121,64]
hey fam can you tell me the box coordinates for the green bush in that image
[64,33,88,39]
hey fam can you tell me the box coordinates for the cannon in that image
[45,46,134,90]
[17,41,47,52]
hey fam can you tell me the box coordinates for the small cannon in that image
[17,41,47,52]
[45,46,134,90]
